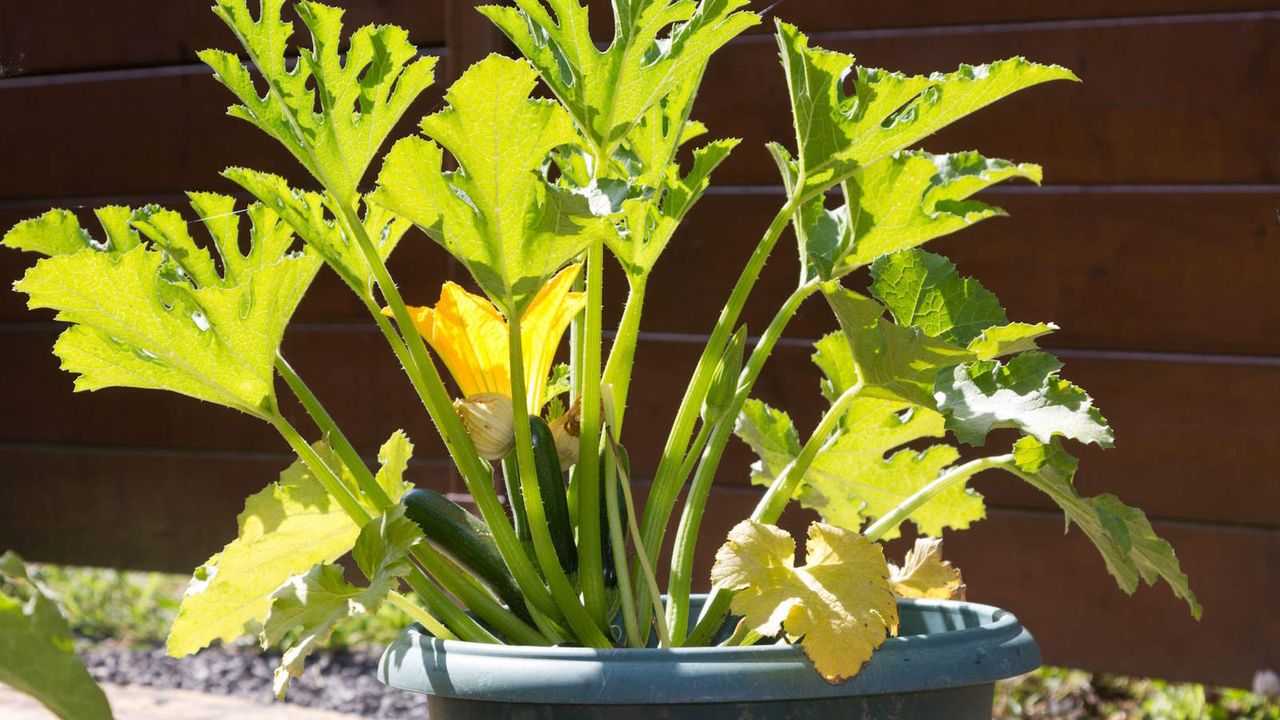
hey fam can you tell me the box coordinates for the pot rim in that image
[379,596,1041,705]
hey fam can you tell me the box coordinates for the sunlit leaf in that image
[711,521,898,682]
[1002,437,1199,618]
[263,506,421,697]
[481,0,757,150]
[889,538,965,600]
[201,0,437,199]
[936,352,1113,447]
[775,21,1075,199]
[5,198,321,417]
[166,432,414,657]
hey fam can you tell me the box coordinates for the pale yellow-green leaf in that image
[167,432,414,657]
[889,538,965,600]
[710,521,898,683]
[264,506,421,697]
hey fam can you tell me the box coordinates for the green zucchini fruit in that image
[503,416,578,575]
[401,488,530,621]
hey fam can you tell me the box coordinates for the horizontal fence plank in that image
[0,65,445,200]
[695,15,1280,186]
[3,17,1278,200]
[0,444,455,573]
[2,329,1276,528]
[0,446,1270,687]
[0,1,446,77]
[7,187,1277,355]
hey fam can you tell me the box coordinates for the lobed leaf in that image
[5,198,321,417]
[889,538,965,600]
[166,432,414,657]
[775,21,1075,199]
[823,286,974,407]
[711,521,898,683]
[935,351,1113,447]
[373,55,612,312]
[798,151,1041,282]
[480,0,758,151]
[1002,437,1200,618]
[201,0,437,199]
[264,505,421,697]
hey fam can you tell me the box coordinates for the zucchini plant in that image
[3,0,1198,689]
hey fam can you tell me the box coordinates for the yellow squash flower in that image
[400,265,586,412]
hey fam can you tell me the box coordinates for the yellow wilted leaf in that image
[710,521,899,683]
[889,538,966,600]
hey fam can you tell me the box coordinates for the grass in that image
[21,563,1280,717]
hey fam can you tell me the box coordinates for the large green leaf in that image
[870,248,1009,346]
[167,432,414,657]
[0,553,113,720]
[735,389,984,540]
[1001,437,1200,618]
[936,352,1113,447]
[774,21,1075,199]
[823,286,974,407]
[224,167,409,294]
[5,198,321,418]
[200,0,437,200]
[263,505,421,697]
[480,0,757,151]
[374,55,612,311]
[796,152,1041,283]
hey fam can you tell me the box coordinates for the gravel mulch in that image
[82,641,426,718]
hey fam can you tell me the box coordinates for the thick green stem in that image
[268,414,370,526]
[575,241,609,632]
[400,561,498,644]
[407,544,546,645]
[862,455,1012,542]
[387,590,456,641]
[684,378,864,647]
[508,304,612,648]
[342,221,564,629]
[604,455,641,647]
[602,274,648,436]
[636,198,800,599]
[662,281,819,642]
[275,353,389,510]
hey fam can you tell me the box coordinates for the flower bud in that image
[549,400,581,471]
[455,393,515,461]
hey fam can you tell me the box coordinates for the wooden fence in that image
[1,0,1277,687]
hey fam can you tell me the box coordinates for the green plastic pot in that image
[379,596,1039,719]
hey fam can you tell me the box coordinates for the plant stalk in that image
[575,240,609,632]
[683,378,864,647]
[602,273,648,435]
[862,455,1012,542]
[387,590,457,641]
[507,303,613,648]
[659,280,819,642]
[636,197,800,600]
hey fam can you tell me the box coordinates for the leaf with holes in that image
[201,0,437,199]
[5,197,320,417]
[480,0,757,151]
[774,21,1075,199]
